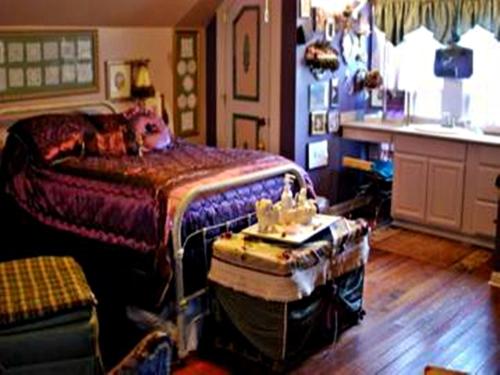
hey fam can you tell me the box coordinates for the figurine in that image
[295,188,317,225]
[277,174,296,225]
[255,176,318,233]
[255,199,279,233]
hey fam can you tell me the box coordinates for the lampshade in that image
[132,60,155,98]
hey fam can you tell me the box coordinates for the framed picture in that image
[0,30,98,102]
[174,29,200,137]
[328,110,340,133]
[325,18,335,41]
[309,81,329,111]
[310,110,327,135]
[299,0,312,18]
[307,140,329,170]
[330,78,339,108]
[106,61,131,100]
[313,7,327,32]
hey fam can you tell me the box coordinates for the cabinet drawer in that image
[478,145,500,167]
[394,135,466,161]
[342,128,393,143]
[473,201,498,237]
[476,166,500,202]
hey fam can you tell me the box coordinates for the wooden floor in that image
[174,248,500,375]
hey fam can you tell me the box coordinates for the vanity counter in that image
[341,119,500,147]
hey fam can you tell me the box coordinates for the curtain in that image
[375,0,500,44]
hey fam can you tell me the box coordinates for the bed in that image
[0,100,308,358]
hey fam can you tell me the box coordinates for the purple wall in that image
[294,26,367,203]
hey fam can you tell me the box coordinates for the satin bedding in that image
[1,137,295,256]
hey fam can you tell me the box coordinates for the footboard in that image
[171,164,307,358]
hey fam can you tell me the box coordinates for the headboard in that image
[0,100,119,154]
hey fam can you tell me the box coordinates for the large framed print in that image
[0,30,98,102]
[174,29,200,137]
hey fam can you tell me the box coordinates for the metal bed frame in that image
[0,100,307,358]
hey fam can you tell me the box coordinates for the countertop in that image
[341,120,500,147]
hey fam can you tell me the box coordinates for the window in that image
[373,25,500,131]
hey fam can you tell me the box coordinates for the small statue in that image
[278,174,296,225]
[255,199,279,233]
[295,188,317,225]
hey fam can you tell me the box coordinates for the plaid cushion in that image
[0,256,96,326]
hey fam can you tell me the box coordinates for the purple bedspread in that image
[1,138,300,256]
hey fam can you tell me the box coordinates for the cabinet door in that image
[392,153,428,223]
[426,159,464,231]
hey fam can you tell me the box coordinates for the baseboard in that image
[392,220,495,250]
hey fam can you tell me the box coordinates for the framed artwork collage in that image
[0,30,98,102]
[307,77,339,170]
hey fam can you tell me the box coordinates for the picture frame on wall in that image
[106,60,132,100]
[307,140,329,170]
[0,30,98,102]
[313,7,327,32]
[174,29,200,137]
[325,18,335,41]
[309,81,329,111]
[330,78,339,108]
[299,0,312,19]
[328,110,340,133]
[310,110,327,135]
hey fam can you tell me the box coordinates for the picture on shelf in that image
[307,140,329,169]
[328,110,340,133]
[370,88,384,108]
[309,81,329,110]
[310,110,327,135]
[330,78,339,107]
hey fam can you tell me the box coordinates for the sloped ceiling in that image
[0,0,221,27]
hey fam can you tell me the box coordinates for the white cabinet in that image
[463,145,500,238]
[392,135,467,232]
[392,153,428,223]
[426,159,464,230]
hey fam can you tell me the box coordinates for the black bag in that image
[434,45,473,79]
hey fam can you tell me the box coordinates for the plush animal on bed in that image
[124,107,173,153]
[256,199,279,233]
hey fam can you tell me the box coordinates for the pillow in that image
[84,114,140,157]
[8,114,92,163]
[124,107,173,153]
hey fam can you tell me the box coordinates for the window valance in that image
[375,0,500,44]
